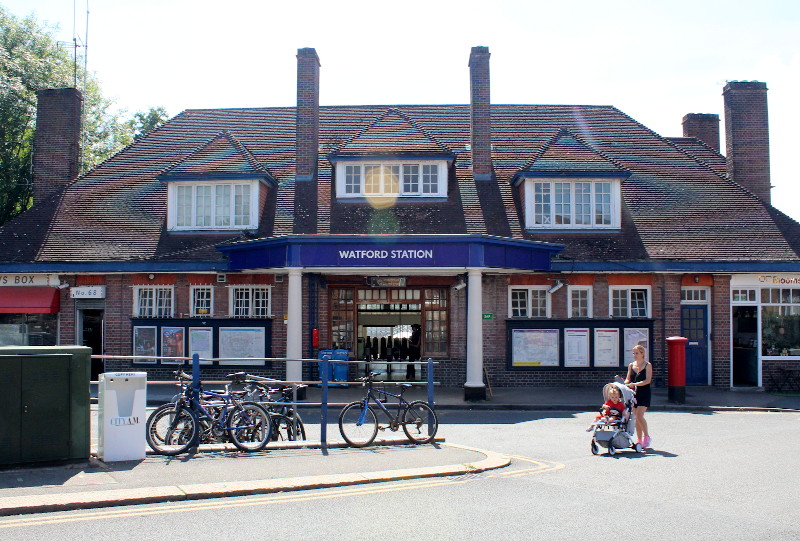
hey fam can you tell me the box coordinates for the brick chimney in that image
[33,88,82,202]
[723,81,770,203]
[469,46,492,181]
[682,113,720,153]
[296,47,320,182]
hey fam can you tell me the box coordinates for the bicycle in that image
[146,371,272,455]
[338,372,438,447]
[236,373,307,441]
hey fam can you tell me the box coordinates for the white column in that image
[286,267,303,382]
[465,268,485,392]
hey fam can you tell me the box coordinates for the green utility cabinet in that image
[0,346,91,465]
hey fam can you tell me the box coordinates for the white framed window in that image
[681,287,709,304]
[167,179,261,231]
[191,286,213,317]
[230,286,272,318]
[732,288,757,303]
[508,287,550,318]
[335,161,447,198]
[568,286,593,318]
[134,286,174,318]
[523,178,621,229]
[609,286,651,318]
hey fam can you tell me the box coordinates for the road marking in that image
[0,477,472,529]
[0,453,562,529]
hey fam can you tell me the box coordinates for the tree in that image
[0,6,167,224]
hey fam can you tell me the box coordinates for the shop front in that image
[0,274,61,347]
[731,274,800,388]
[220,234,563,398]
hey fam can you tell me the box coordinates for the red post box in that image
[666,336,688,404]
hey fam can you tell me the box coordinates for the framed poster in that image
[511,328,559,367]
[564,328,590,367]
[594,328,620,367]
[189,327,214,365]
[623,328,650,366]
[133,326,157,364]
[218,327,266,365]
[161,327,185,364]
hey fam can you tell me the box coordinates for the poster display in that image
[511,328,559,367]
[161,327,185,364]
[218,327,266,365]
[623,328,650,366]
[189,327,214,365]
[564,328,590,367]
[133,326,157,364]
[594,328,620,367]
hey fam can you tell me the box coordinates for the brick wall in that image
[723,81,770,204]
[469,46,492,178]
[296,48,320,181]
[711,274,731,386]
[33,88,82,203]
[682,113,720,153]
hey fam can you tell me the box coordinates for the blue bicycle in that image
[338,372,438,447]
[146,371,272,455]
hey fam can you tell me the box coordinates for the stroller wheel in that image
[591,440,599,455]
[607,444,616,456]
[634,442,643,453]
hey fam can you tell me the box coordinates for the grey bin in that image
[0,345,91,465]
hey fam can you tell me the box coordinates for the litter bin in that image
[666,337,687,404]
[332,349,350,387]
[98,372,147,461]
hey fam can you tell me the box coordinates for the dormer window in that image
[522,178,621,229]
[166,179,261,231]
[335,160,448,199]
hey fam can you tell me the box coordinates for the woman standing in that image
[625,345,652,448]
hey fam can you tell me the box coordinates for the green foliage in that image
[0,6,168,224]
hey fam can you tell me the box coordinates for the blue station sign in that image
[219,235,563,272]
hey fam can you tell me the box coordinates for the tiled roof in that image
[1,103,798,266]
[666,137,726,177]
[518,129,629,175]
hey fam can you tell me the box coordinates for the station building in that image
[1,47,799,398]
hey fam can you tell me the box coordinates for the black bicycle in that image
[235,373,307,441]
[146,371,272,455]
[338,372,438,447]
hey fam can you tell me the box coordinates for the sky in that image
[5,0,800,222]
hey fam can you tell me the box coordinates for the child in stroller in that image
[589,380,643,455]
[586,385,626,431]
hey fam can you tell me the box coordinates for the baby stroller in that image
[589,380,642,455]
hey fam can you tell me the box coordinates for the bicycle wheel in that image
[270,414,295,441]
[146,403,198,455]
[402,401,438,444]
[228,402,271,451]
[338,401,378,447]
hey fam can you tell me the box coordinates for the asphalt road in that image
[2,409,799,540]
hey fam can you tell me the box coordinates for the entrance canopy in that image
[219,234,563,274]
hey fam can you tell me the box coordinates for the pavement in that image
[1,383,797,517]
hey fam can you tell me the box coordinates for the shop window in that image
[508,287,549,318]
[568,286,592,318]
[610,287,650,318]
[760,287,800,356]
[191,286,213,317]
[230,286,271,318]
[0,313,58,346]
[134,286,173,318]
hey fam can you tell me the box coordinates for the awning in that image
[0,287,60,313]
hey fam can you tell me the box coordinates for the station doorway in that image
[329,286,448,381]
